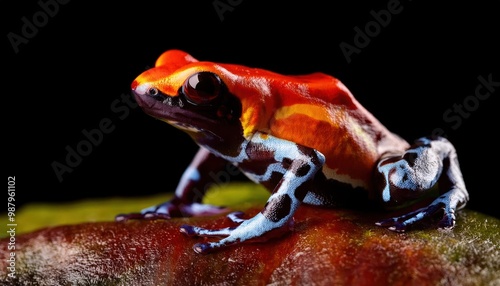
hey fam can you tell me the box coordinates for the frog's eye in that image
[182,72,222,105]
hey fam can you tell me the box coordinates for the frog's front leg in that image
[180,133,325,254]
[375,136,469,232]
[116,147,230,221]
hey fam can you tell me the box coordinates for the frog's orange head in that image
[131,50,244,141]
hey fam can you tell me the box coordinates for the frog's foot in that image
[115,201,229,222]
[375,187,467,232]
[180,212,294,254]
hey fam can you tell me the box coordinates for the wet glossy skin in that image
[117,50,469,254]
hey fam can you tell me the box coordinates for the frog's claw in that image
[115,201,229,222]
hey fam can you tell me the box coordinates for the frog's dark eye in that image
[182,72,222,105]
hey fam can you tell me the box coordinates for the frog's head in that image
[131,50,244,145]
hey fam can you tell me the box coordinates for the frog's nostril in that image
[132,83,161,100]
[141,86,167,102]
[148,88,159,97]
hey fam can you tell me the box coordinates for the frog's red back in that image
[136,50,408,188]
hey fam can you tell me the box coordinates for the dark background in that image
[4,1,499,218]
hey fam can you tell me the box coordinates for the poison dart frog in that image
[116,50,469,254]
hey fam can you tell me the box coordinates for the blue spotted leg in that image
[180,133,325,254]
[375,136,469,232]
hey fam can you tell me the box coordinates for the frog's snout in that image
[131,80,149,97]
[131,79,139,91]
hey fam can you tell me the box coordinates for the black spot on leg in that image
[297,145,324,166]
[261,194,292,222]
[402,173,409,183]
[403,152,418,167]
[295,163,311,177]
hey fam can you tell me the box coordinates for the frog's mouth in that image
[163,120,204,133]
[132,85,222,138]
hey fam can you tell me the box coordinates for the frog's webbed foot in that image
[180,212,294,254]
[375,187,467,232]
[115,201,229,222]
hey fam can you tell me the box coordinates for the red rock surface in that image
[1,207,499,285]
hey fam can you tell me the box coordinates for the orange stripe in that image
[270,112,378,186]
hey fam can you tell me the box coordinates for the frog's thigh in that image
[375,136,467,205]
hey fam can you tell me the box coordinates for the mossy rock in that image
[1,183,498,285]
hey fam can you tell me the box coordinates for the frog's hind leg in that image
[374,136,469,232]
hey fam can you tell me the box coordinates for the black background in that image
[4,1,499,219]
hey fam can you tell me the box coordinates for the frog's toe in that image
[193,242,212,254]
[143,212,172,220]
[437,209,456,230]
[376,203,442,232]
[193,241,230,254]
[117,201,230,222]
[115,203,172,221]
[375,216,405,231]
[227,211,246,224]
[180,224,234,237]
[115,211,171,222]
[115,213,145,222]
[375,217,409,232]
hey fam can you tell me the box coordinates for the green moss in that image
[0,193,171,237]
[362,229,375,239]
[203,182,268,208]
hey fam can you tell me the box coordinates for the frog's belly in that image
[239,163,371,207]
[239,162,368,193]
[321,165,368,189]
